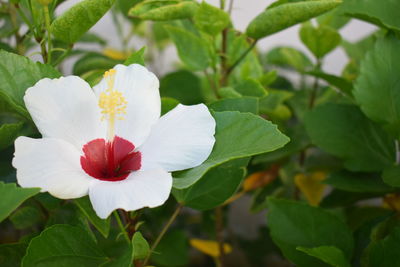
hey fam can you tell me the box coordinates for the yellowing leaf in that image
[383,194,400,211]
[294,172,327,206]
[190,239,232,258]
[243,164,279,192]
[103,48,128,60]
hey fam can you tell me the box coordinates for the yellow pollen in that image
[98,69,127,140]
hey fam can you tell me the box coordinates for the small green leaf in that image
[368,227,400,266]
[306,71,352,96]
[217,87,242,99]
[22,224,109,267]
[51,0,116,44]
[209,97,259,114]
[193,1,230,36]
[173,158,249,210]
[297,246,351,267]
[305,104,395,172]
[165,25,211,70]
[73,52,120,76]
[129,0,198,21]
[160,70,203,104]
[124,47,146,66]
[132,232,150,260]
[10,206,43,229]
[173,111,289,188]
[299,22,341,59]
[0,122,24,150]
[246,0,342,39]
[265,46,313,72]
[354,35,400,137]
[74,196,111,238]
[161,97,179,115]
[267,197,354,267]
[340,0,400,32]
[234,78,267,97]
[0,182,40,223]
[382,165,400,188]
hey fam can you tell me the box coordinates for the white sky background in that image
[59,0,377,76]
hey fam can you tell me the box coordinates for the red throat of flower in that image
[80,136,141,181]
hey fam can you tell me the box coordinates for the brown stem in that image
[219,28,229,87]
[204,69,219,99]
[215,206,226,267]
[308,59,322,109]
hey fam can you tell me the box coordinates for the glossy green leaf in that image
[0,122,23,149]
[193,1,230,35]
[124,47,146,66]
[325,171,393,193]
[305,104,395,172]
[129,0,198,21]
[0,50,60,117]
[354,35,400,137]
[73,53,120,76]
[265,46,313,72]
[51,0,116,44]
[246,0,342,39]
[208,97,259,114]
[367,227,400,267]
[173,111,289,188]
[74,196,110,238]
[234,78,267,97]
[173,158,248,210]
[382,165,400,188]
[267,197,353,267]
[132,232,150,260]
[160,70,203,104]
[217,87,242,98]
[165,25,211,70]
[317,8,350,29]
[0,182,40,223]
[299,22,341,59]
[297,246,351,267]
[340,0,400,32]
[22,224,108,267]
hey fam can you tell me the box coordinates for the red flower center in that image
[80,136,141,181]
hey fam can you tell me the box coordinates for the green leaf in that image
[340,0,400,32]
[217,87,242,98]
[0,122,24,149]
[22,224,108,267]
[306,71,353,96]
[305,103,395,172]
[234,78,267,97]
[74,196,111,238]
[367,227,400,267]
[317,8,350,29]
[246,0,342,39]
[151,230,189,266]
[173,111,289,188]
[265,46,313,72]
[193,1,230,35]
[0,50,60,117]
[325,171,393,193]
[297,246,351,267]
[73,52,120,76]
[0,243,27,267]
[160,70,203,104]
[124,47,146,66]
[128,0,198,21]
[51,0,116,44]
[132,232,150,260]
[354,35,400,137]
[382,165,400,188]
[299,22,341,59]
[0,182,40,223]
[208,97,259,114]
[10,206,43,229]
[161,97,179,115]
[165,25,211,70]
[267,197,353,267]
[173,158,248,210]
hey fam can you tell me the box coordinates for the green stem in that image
[114,210,131,244]
[43,4,52,64]
[308,59,322,109]
[142,204,183,266]
[51,46,72,66]
[226,40,257,76]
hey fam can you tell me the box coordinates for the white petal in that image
[89,169,172,219]
[12,136,92,199]
[24,76,105,150]
[93,64,160,146]
[139,104,216,172]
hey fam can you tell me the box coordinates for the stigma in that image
[98,69,127,140]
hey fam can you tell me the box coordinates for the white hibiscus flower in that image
[12,64,216,219]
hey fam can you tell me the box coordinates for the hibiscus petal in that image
[12,137,92,199]
[139,104,216,172]
[24,76,105,150]
[89,169,172,219]
[93,64,160,147]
